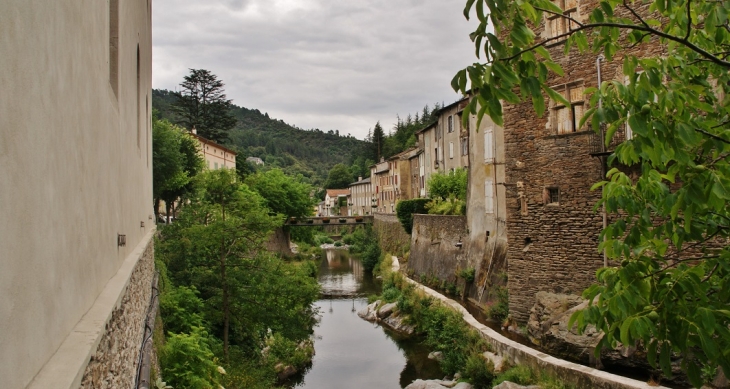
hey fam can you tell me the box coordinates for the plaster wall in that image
[0,1,153,387]
[465,112,509,300]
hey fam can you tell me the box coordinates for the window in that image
[448,115,454,133]
[136,45,141,149]
[109,0,119,97]
[485,179,495,214]
[548,187,560,204]
[449,142,454,159]
[484,127,494,163]
[545,0,579,38]
[214,162,219,169]
[552,83,585,134]
[461,138,468,156]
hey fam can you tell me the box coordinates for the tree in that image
[454,0,730,385]
[372,121,385,161]
[152,118,204,221]
[324,163,354,189]
[244,169,314,219]
[173,69,237,144]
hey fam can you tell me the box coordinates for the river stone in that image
[357,300,380,321]
[382,312,415,334]
[427,351,444,361]
[405,379,473,389]
[378,302,398,319]
[491,381,542,389]
[483,351,505,373]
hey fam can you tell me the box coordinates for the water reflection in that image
[293,250,442,388]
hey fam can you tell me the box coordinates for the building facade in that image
[349,177,372,216]
[324,189,350,216]
[193,131,237,170]
[0,1,154,388]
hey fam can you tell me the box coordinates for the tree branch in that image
[696,128,730,144]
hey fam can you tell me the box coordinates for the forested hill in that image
[152,89,368,185]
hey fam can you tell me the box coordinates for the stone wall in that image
[501,0,666,322]
[80,239,155,389]
[267,227,293,257]
[408,215,467,283]
[373,212,411,257]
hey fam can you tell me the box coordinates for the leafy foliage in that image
[324,163,354,189]
[160,328,221,389]
[172,69,237,144]
[427,169,468,201]
[456,0,730,383]
[159,285,205,335]
[396,198,431,234]
[245,168,314,218]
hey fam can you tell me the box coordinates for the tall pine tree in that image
[372,121,385,161]
[173,69,237,144]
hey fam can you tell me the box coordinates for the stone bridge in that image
[286,216,374,226]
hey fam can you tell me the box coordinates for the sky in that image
[152,0,479,140]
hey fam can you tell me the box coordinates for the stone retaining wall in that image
[373,212,411,257]
[408,214,467,283]
[79,237,155,389]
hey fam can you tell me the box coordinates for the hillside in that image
[152,89,368,185]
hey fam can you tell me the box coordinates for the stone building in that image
[438,98,471,173]
[415,122,438,197]
[0,1,154,388]
[324,189,350,216]
[499,0,659,322]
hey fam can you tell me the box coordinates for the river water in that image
[290,249,443,389]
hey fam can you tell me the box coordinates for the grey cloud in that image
[153,0,476,137]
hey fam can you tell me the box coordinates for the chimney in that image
[191,126,197,135]
[358,176,362,182]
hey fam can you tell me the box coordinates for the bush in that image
[464,353,495,388]
[427,169,467,201]
[396,198,431,234]
[159,286,205,335]
[360,241,382,272]
[493,365,534,386]
[334,241,343,247]
[426,196,466,215]
[161,328,221,389]
[459,267,476,283]
[487,286,509,322]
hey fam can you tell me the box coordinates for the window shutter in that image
[485,179,494,214]
[449,142,454,159]
[484,128,494,163]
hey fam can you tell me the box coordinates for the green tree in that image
[324,163,354,189]
[455,0,730,384]
[152,119,204,221]
[245,168,314,219]
[372,121,385,161]
[173,69,237,144]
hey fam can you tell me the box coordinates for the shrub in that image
[159,286,205,335]
[334,241,343,247]
[426,196,466,215]
[427,169,467,201]
[464,353,495,388]
[161,328,221,389]
[360,241,382,272]
[459,267,476,283]
[487,286,509,322]
[396,198,431,234]
[493,365,534,386]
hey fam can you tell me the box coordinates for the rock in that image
[492,381,542,389]
[357,300,380,321]
[405,379,473,389]
[378,302,398,319]
[428,351,444,361]
[274,363,297,381]
[382,312,415,334]
[453,372,462,380]
[483,351,505,373]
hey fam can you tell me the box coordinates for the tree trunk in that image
[220,199,230,361]
[154,197,161,220]
[165,201,171,225]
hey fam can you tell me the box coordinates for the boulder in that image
[274,363,297,381]
[382,312,415,335]
[483,351,505,373]
[378,302,398,319]
[427,351,444,361]
[405,379,472,389]
[358,300,380,322]
[492,381,542,389]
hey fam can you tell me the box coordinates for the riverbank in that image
[369,255,672,389]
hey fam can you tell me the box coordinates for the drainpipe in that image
[596,54,608,268]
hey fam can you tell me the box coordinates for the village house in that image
[490,0,660,322]
[324,189,350,216]
[414,122,438,197]
[192,129,237,170]
[348,176,373,216]
[0,1,154,388]
[438,98,471,173]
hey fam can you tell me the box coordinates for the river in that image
[289,249,443,389]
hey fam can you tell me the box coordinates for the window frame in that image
[551,82,585,134]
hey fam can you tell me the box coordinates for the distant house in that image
[348,177,372,216]
[191,129,237,170]
[246,156,264,166]
[324,189,350,216]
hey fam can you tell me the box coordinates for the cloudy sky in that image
[152,0,479,140]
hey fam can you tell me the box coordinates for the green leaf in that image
[464,0,477,19]
[543,60,564,76]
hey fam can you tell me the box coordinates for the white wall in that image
[0,1,153,387]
